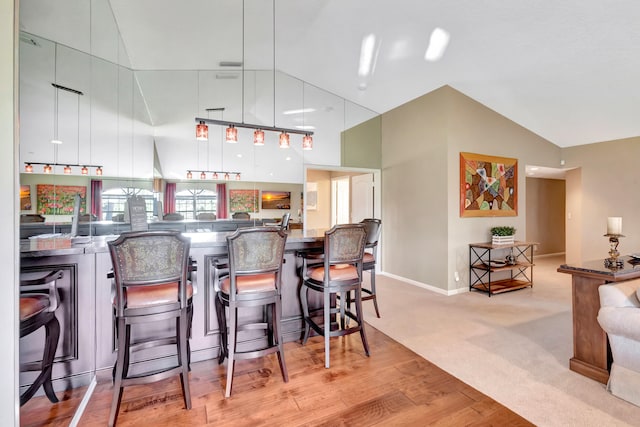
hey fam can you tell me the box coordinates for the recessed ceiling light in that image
[236,154,242,158]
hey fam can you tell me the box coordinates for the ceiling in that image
[105,0,640,149]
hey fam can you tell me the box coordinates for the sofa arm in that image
[598,306,640,342]
[598,279,640,309]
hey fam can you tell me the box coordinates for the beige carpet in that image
[362,254,640,426]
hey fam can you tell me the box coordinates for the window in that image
[175,189,217,220]
[101,187,155,221]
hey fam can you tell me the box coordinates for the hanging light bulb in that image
[95,166,103,176]
[224,172,230,180]
[253,129,265,146]
[81,166,89,175]
[279,131,290,148]
[302,134,313,150]
[25,163,33,173]
[226,125,238,143]
[196,121,208,141]
[213,172,219,180]
[235,173,241,181]
[187,171,193,179]
[64,165,72,174]
[200,171,206,180]
[44,164,52,174]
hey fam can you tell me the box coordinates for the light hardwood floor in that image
[20,325,532,426]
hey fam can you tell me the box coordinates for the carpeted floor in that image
[363,254,640,426]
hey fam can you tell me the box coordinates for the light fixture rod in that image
[51,83,84,96]
[25,161,102,168]
[194,117,313,136]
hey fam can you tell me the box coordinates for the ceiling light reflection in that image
[358,34,376,77]
[424,27,450,62]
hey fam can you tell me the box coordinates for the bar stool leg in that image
[370,271,380,318]
[109,318,127,427]
[324,287,331,368]
[215,295,227,364]
[299,284,311,344]
[274,297,288,382]
[178,312,192,409]
[355,285,370,356]
[41,316,60,403]
[224,303,238,398]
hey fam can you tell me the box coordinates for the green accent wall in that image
[341,115,382,169]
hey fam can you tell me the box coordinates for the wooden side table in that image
[557,257,640,383]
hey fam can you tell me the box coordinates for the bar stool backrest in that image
[324,224,367,270]
[227,227,287,296]
[108,230,191,317]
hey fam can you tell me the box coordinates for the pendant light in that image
[302,134,313,150]
[200,171,206,180]
[253,129,265,146]
[96,167,103,176]
[226,125,238,143]
[81,166,88,175]
[186,171,193,179]
[64,165,72,174]
[279,131,290,148]
[25,163,33,173]
[196,121,208,141]
[44,164,52,174]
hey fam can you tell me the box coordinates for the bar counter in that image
[19,229,325,395]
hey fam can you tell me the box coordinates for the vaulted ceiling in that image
[21,0,640,149]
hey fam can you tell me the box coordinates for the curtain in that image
[216,183,227,219]
[164,182,176,214]
[90,179,102,219]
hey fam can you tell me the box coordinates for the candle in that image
[607,217,622,235]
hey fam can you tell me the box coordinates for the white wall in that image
[0,0,19,424]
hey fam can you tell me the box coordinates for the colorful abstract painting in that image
[460,152,517,217]
[36,184,87,215]
[229,189,259,213]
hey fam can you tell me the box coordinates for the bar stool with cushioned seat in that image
[215,227,288,398]
[299,223,368,368]
[107,230,194,426]
[19,270,63,406]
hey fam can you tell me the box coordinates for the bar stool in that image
[299,223,368,368]
[107,231,194,426]
[215,227,288,398]
[359,218,382,317]
[19,270,63,406]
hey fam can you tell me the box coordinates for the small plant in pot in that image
[491,226,516,245]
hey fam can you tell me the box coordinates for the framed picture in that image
[261,191,291,209]
[20,185,32,211]
[460,152,517,217]
[229,189,259,213]
[306,182,318,211]
[36,184,87,215]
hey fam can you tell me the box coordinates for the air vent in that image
[219,61,243,67]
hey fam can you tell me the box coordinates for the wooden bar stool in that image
[19,270,63,406]
[107,231,194,426]
[215,227,288,397]
[299,223,368,368]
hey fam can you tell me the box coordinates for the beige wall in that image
[341,115,381,169]
[305,169,332,230]
[1,0,19,422]
[562,137,640,262]
[526,178,566,255]
[564,168,582,264]
[382,85,562,292]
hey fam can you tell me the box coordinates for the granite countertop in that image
[20,229,326,257]
[558,255,640,277]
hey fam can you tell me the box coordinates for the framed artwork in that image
[460,152,517,217]
[261,191,291,209]
[229,189,259,213]
[306,182,318,211]
[20,185,32,211]
[36,184,87,215]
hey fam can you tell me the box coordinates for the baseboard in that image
[380,272,467,296]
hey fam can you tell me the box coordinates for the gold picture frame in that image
[460,152,517,217]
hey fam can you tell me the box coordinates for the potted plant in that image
[491,226,516,245]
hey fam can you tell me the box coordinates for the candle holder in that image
[604,233,624,269]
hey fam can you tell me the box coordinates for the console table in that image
[557,256,640,383]
[469,241,537,296]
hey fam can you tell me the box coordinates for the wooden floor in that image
[20,325,533,426]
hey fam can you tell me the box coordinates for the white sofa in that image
[597,278,640,406]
